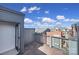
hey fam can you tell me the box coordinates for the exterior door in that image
[15,24,20,52]
[0,22,15,54]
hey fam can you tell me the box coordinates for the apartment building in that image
[68,23,79,55]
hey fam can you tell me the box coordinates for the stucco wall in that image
[46,31,62,37]
[24,28,35,45]
[0,7,25,54]
[0,9,24,23]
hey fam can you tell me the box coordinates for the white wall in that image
[0,22,15,53]
[47,37,51,47]
[24,29,35,45]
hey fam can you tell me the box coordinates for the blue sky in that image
[0,3,79,28]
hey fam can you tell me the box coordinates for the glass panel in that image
[52,38,60,48]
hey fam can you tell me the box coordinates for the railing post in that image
[49,36,52,48]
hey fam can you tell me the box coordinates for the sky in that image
[0,3,79,28]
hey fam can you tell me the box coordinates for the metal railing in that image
[46,36,78,55]
[34,33,78,55]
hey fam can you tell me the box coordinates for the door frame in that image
[15,23,21,52]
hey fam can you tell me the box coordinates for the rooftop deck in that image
[23,41,65,55]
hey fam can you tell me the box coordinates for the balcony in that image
[23,28,78,55]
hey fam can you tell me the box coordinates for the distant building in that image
[68,23,79,55]
[35,28,50,44]
[63,28,72,39]
[71,23,79,37]
[47,28,64,37]
[69,23,79,40]
[46,28,65,48]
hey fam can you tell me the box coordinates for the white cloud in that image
[55,22,63,28]
[34,22,41,26]
[24,20,55,28]
[28,6,40,11]
[64,19,70,22]
[70,19,79,22]
[56,15,65,20]
[20,7,27,12]
[42,17,56,23]
[64,18,79,22]
[56,22,62,26]
[45,11,49,14]
[20,6,40,13]
[28,6,40,13]
[33,22,46,28]
[24,18,33,24]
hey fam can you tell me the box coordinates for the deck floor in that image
[0,48,18,55]
[23,41,65,55]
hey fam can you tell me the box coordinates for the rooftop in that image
[0,5,25,16]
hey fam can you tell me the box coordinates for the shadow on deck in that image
[23,41,46,55]
[23,41,65,55]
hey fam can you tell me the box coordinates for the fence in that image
[35,33,47,44]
